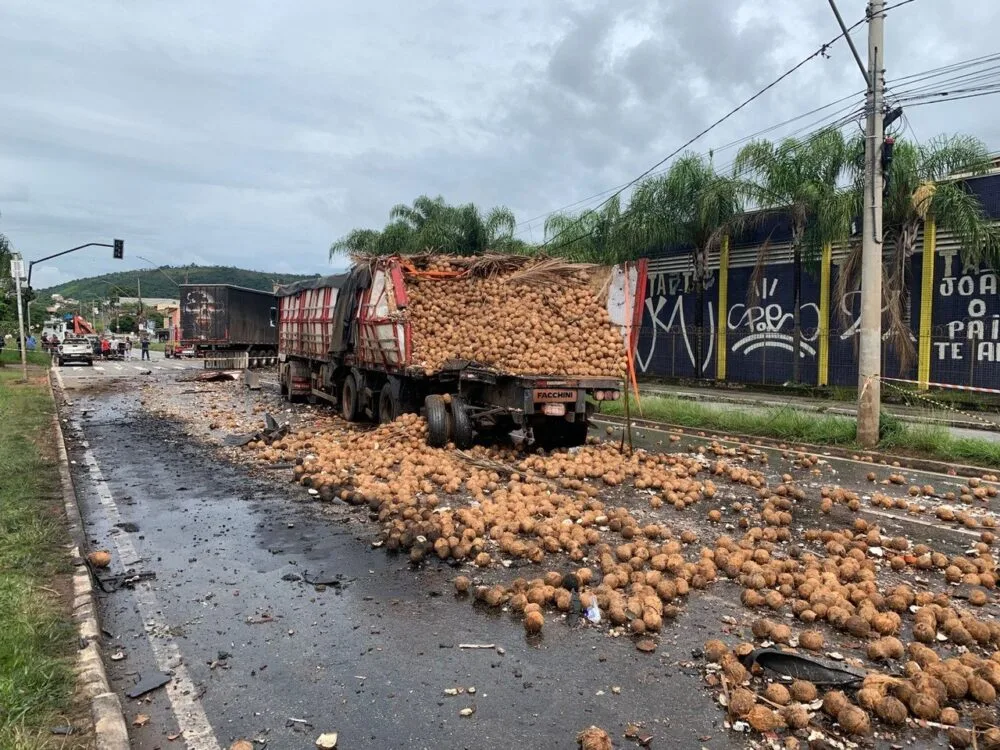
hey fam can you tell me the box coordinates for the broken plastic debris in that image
[740,648,864,686]
[459,707,475,717]
[315,732,338,748]
[585,598,601,624]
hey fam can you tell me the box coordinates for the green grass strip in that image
[0,369,77,746]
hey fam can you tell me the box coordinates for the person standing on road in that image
[125,336,133,361]
[140,332,150,361]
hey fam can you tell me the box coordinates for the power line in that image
[538,12,871,251]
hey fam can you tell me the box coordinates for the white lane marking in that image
[93,366,105,372]
[114,365,123,371]
[132,366,146,371]
[154,366,164,370]
[76,432,221,750]
[172,365,185,370]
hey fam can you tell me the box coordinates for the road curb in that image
[49,372,130,750]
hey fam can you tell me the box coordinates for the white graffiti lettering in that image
[728,277,820,358]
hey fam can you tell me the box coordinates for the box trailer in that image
[179,284,278,365]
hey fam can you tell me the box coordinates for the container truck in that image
[179,284,279,365]
[276,256,646,449]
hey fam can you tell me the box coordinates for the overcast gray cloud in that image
[1,0,997,289]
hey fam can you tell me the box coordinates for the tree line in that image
[331,131,1000,376]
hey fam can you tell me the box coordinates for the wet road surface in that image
[63,381,755,750]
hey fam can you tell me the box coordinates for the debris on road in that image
[193,371,238,382]
[458,643,495,650]
[314,731,338,748]
[740,648,865,687]
[131,714,150,727]
[124,672,171,699]
[229,741,253,750]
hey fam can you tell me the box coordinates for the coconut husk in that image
[577,726,613,750]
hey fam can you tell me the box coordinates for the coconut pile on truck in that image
[275,254,646,448]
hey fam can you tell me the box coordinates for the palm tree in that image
[543,196,628,264]
[735,130,854,382]
[839,134,998,369]
[624,154,745,377]
[330,196,529,260]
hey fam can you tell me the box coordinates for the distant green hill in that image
[39,264,319,303]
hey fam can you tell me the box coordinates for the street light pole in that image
[856,0,886,447]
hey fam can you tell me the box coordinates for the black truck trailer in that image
[179,284,278,365]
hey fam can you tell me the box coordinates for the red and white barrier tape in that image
[879,376,1000,396]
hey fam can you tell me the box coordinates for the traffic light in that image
[113,239,124,259]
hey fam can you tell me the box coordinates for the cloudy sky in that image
[2,0,997,288]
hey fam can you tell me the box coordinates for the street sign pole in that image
[10,254,28,381]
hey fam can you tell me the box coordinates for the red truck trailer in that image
[276,256,646,449]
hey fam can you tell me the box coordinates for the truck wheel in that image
[341,375,362,422]
[449,396,474,449]
[279,370,288,396]
[378,384,400,424]
[425,395,449,447]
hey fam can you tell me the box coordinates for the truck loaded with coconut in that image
[275,255,646,448]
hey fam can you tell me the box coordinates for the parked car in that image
[57,337,94,367]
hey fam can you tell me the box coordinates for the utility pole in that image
[856,0,886,447]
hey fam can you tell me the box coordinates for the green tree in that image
[839,134,998,368]
[624,154,745,376]
[543,196,629,264]
[735,130,854,382]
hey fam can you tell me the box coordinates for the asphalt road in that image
[59,371,991,750]
[61,376,753,750]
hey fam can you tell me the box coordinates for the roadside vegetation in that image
[1,349,53,368]
[0,369,81,748]
[601,395,1000,468]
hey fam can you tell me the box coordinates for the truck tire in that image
[449,396,474,449]
[341,375,362,422]
[378,383,400,424]
[425,395,449,447]
[279,366,288,396]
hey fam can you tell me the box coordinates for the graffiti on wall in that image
[636,270,715,374]
[935,249,1000,363]
[728,277,819,359]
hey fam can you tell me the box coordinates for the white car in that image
[57,337,94,366]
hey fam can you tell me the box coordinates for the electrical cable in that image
[538,12,871,251]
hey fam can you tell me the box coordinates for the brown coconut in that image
[704,639,728,663]
[577,726,613,750]
[969,675,997,704]
[782,704,810,730]
[799,630,824,651]
[789,680,818,703]
[837,705,871,736]
[822,690,849,718]
[764,683,791,706]
[524,610,544,635]
[747,705,783,732]
[728,687,756,718]
[939,707,960,725]
[875,696,908,725]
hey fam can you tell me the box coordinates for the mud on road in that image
[60,369,1000,750]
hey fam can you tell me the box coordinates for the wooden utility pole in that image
[856,0,886,447]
